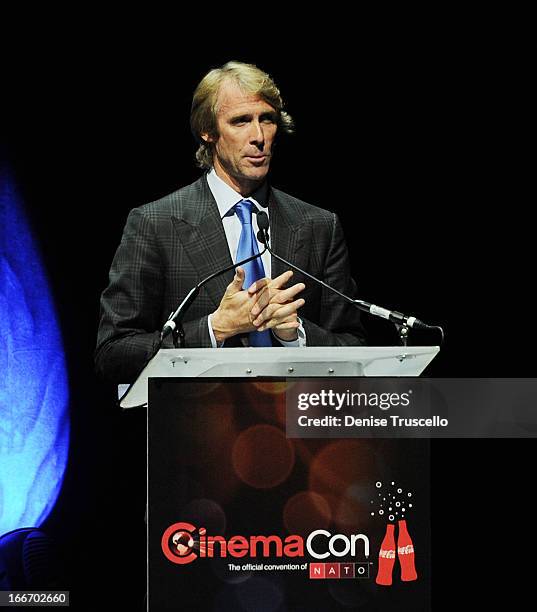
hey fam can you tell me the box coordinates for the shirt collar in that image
[207,168,269,219]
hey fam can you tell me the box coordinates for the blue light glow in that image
[0,163,69,535]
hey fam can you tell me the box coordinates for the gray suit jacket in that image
[95,175,366,383]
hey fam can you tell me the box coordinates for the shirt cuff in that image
[208,313,225,348]
[272,317,307,347]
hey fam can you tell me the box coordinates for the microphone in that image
[161,246,268,342]
[256,211,443,339]
[257,209,270,243]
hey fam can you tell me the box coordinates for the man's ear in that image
[201,132,216,143]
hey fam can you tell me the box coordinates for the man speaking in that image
[95,61,366,384]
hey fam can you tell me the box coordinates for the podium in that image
[120,346,439,409]
[135,346,438,610]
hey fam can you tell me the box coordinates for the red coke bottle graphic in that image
[376,523,396,585]
[397,519,417,581]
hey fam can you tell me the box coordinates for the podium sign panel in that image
[148,378,432,611]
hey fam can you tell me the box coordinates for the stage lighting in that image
[0,161,69,535]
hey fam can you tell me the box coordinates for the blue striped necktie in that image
[234,199,271,347]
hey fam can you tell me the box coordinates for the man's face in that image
[203,80,278,194]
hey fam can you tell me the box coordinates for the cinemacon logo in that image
[161,522,370,565]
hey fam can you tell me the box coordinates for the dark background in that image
[3,37,531,610]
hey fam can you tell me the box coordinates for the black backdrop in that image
[3,42,532,609]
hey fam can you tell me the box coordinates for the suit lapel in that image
[268,189,309,280]
[171,176,234,309]
[169,178,311,312]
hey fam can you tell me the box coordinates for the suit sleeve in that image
[94,208,211,385]
[300,212,367,346]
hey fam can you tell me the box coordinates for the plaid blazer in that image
[95,175,366,383]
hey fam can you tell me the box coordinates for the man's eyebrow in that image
[228,110,278,123]
[229,113,252,122]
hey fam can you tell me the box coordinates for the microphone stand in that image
[161,247,269,348]
[394,323,410,348]
[119,247,269,408]
[256,214,443,347]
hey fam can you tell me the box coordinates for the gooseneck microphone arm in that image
[256,211,444,346]
[160,246,268,344]
[119,232,269,408]
[117,208,442,408]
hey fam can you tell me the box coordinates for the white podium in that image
[120,346,439,409]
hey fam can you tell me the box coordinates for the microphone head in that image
[256,211,269,244]
[257,211,269,231]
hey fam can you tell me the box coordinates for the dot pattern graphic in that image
[368,480,415,521]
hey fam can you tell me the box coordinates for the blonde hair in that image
[191,61,294,169]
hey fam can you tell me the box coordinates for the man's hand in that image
[248,271,305,342]
[211,267,270,343]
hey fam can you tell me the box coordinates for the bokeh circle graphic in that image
[232,425,295,489]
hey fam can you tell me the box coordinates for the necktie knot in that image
[234,199,255,226]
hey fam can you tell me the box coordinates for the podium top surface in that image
[119,346,439,409]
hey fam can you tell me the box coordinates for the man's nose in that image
[249,120,265,146]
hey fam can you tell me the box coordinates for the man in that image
[95,61,366,384]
